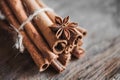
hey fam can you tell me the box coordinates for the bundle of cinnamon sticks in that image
[0,0,87,72]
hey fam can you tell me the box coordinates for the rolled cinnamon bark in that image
[64,39,83,55]
[6,0,58,62]
[36,0,85,47]
[67,28,83,47]
[35,0,85,61]
[36,0,73,66]
[35,0,57,23]
[64,45,74,54]
[51,59,65,73]
[77,39,83,47]
[72,47,85,58]
[58,52,71,66]
[0,19,49,72]
[76,27,87,36]
[1,0,66,72]
[0,0,50,71]
[72,39,84,58]
[35,0,73,69]
[24,35,50,72]
[36,0,87,37]
[21,0,67,54]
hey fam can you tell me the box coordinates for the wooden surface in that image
[0,0,120,80]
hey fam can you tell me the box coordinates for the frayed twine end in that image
[14,33,24,53]
[10,24,25,53]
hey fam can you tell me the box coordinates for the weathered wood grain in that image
[0,0,120,80]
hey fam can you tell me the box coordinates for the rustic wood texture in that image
[0,0,120,80]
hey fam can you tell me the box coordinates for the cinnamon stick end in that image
[51,59,66,73]
[72,47,85,58]
[39,63,49,72]
[53,40,67,54]
[58,53,71,66]
[73,35,83,46]
[83,31,87,36]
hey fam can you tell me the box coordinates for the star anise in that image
[50,16,78,40]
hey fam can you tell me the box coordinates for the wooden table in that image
[0,0,120,80]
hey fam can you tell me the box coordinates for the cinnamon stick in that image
[0,0,50,72]
[6,0,58,62]
[77,39,83,47]
[35,0,85,60]
[69,28,83,47]
[35,0,57,23]
[1,0,87,72]
[58,52,71,66]
[64,45,74,54]
[36,1,86,40]
[51,59,65,72]
[21,0,67,54]
[64,39,83,54]
[1,0,66,72]
[72,47,85,58]
[36,0,73,66]
[36,0,87,37]
[76,27,87,36]
[36,0,86,48]
[72,39,84,58]
[0,20,49,72]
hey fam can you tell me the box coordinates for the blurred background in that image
[0,0,120,80]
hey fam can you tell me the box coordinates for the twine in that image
[11,24,24,53]
[19,8,54,30]
[12,8,54,53]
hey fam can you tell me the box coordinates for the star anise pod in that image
[50,16,78,40]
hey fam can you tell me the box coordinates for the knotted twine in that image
[11,8,54,53]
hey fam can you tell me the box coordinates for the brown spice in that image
[6,0,58,62]
[50,16,78,40]
[21,0,67,54]
[72,47,85,58]
[0,0,49,72]
[0,0,87,73]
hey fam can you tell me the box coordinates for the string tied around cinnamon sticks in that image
[19,8,54,30]
[11,24,24,53]
[12,7,54,53]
